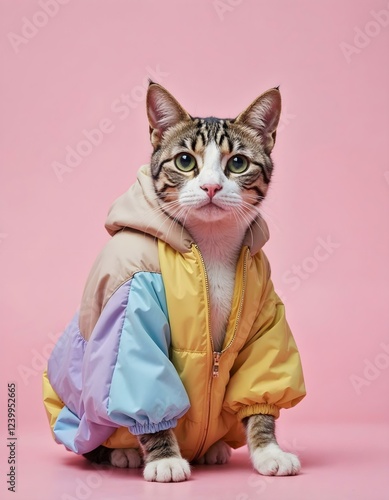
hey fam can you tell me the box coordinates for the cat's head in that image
[146,82,281,226]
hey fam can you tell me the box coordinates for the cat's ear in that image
[146,82,191,148]
[235,88,281,154]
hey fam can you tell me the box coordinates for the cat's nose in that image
[200,184,222,199]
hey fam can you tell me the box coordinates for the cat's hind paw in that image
[196,440,232,465]
[251,443,300,476]
[143,457,191,482]
[110,448,142,468]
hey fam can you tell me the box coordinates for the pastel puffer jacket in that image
[43,165,306,462]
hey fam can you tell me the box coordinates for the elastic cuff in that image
[237,404,280,421]
[129,418,177,435]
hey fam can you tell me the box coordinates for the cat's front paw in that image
[143,457,191,482]
[196,440,232,465]
[251,443,300,476]
[110,448,142,468]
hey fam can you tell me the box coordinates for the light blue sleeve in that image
[105,272,191,434]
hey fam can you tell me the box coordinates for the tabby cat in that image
[84,82,303,482]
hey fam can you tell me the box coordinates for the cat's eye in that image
[175,153,197,172]
[226,155,249,174]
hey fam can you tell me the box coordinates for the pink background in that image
[1,1,388,498]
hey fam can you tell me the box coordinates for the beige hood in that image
[105,165,270,255]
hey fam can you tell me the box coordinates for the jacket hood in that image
[105,165,270,255]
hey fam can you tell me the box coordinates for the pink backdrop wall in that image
[1,0,388,444]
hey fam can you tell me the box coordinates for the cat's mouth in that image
[193,199,231,220]
[198,198,225,209]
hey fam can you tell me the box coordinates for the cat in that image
[80,82,305,482]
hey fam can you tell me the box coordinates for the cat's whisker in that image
[233,206,256,244]
[239,199,282,235]
[160,204,190,246]
[241,194,282,230]
[232,204,261,239]
[142,199,183,239]
[257,208,283,234]
[178,207,193,242]
[232,209,255,247]
[249,216,270,241]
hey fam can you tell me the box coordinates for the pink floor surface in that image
[5,422,389,500]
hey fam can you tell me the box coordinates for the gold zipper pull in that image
[213,352,221,377]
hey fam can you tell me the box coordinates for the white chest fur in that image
[188,223,245,353]
[205,258,237,352]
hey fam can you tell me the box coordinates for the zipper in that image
[192,245,249,459]
[193,244,218,366]
[212,351,221,377]
[193,244,217,460]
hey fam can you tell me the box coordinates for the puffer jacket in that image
[43,164,306,462]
